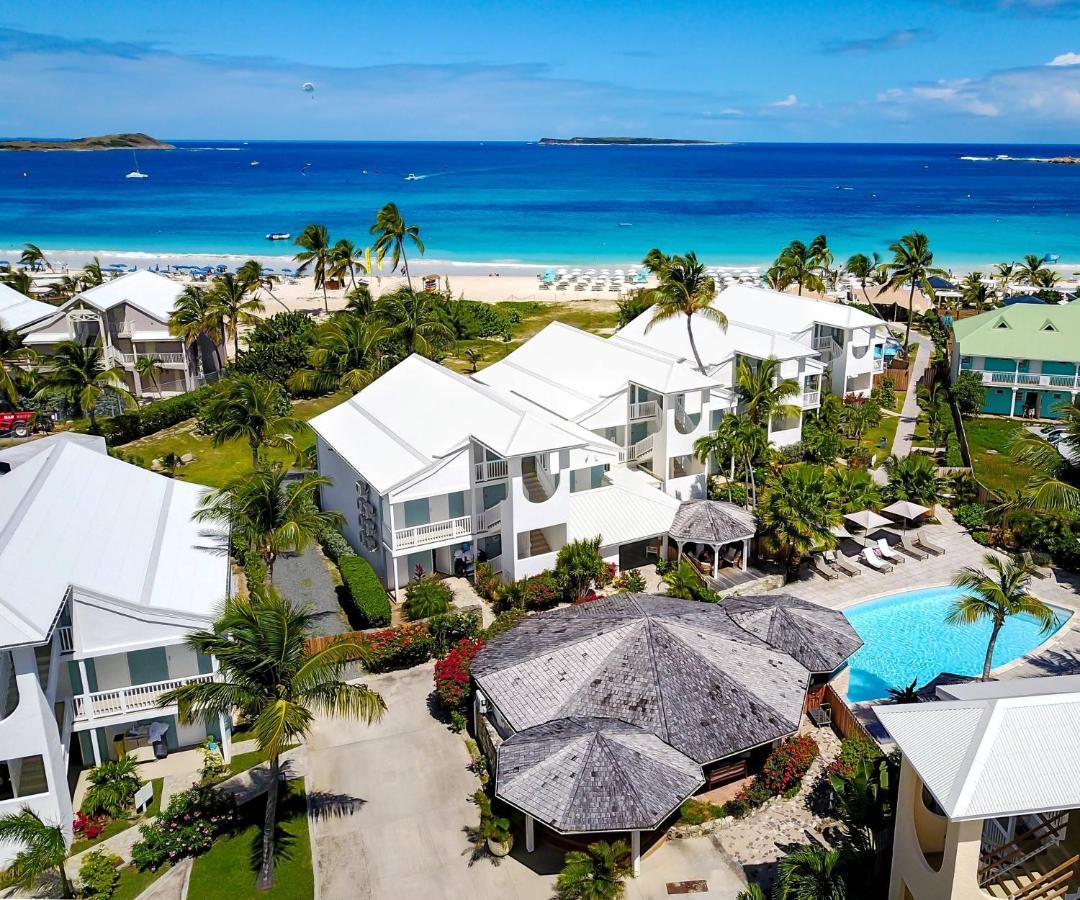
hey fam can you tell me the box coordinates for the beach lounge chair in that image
[808,704,832,728]
[825,550,861,578]
[874,538,905,564]
[1022,551,1053,580]
[811,554,839,580]
[915,529,945,556]
[898,531,929,560]
[861,548,893,573]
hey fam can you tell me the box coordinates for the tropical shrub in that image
[678,798,726,826]
[473,561,499,601]
[758,734,820,796]
[73,811,108,842]
[363,623,435,673]
[871,377,896,410]
[616,291,654,329]
[945,431,965,467]
[434,637,486,712]
[613,568,647,592]
[130,787,238,871]
[82,755,144,818]
[483,607,527,640]
[556,839,631,900]
[78,849,122,900]
[951,370,987,417]
[662,560,720,603]
[427,610,483,655]
[313,516,356,563]
[339,555,391,627]
[198,738,228,785]
[444,299,522,340]
[554,535,606,602]
[404,574,453,620]
[233,312,315,387]
[708,478,750,506]
[825,736,882,782]
[193,374,293,438]
[883,452,941,509]
[494,572,561,612]
[97,384,215,445]
[955,503,988,531]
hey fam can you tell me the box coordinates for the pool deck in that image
[781,507,1080,684]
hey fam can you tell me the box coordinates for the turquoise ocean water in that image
[1,141,1079,266]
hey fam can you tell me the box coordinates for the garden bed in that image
[70,778,164,854]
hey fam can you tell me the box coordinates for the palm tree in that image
[370,203,425,293]
[294,223,333,313]
[2,268,33,296]
[840,399,883,452]
[134,354,164,397]
[1008,422,1079,514]
[810,234,835,287]
[736,356,800,427]
[19,243,50,272]
[374,289,453,358]
[769,239,826,296]
[201,375,310,467]
[556,839,631,900]
[949,554,1058,680]
[775,845,847,900]
[0,327,36,405]
[81,256,105,288]
[160,589,385,890]
[329,239,367,289]
[169,284,224,370]
[1016,253,1050,288]
[883,453,941,511]
[694,414,740,501]
[828,466,882,513]
[82,754,144,817]
[993,262,1016,298]
[758,463,840,578]
[35,340,134,429]
[0,807,73,898]
[209,272,265,359]
[197,464,344,581]
[844,252,885,317]
[736,887,767,900]
[879,232,947,354]
[236,259,285,312]
[288,316,394,395]
[642,250,725,374]
[46,274,83,303]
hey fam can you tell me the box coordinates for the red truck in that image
[0,411,36,439]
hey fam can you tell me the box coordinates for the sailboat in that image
[125,152,148,179]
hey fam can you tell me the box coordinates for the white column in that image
[218,712,232,763]
[1009,388,1017,418]
[90,728,102,765]
[525,815,535,853]
[78,657,94,719]
[631,830,641,877]
[712,545,719,578]
[391,555,401,600]
[742,538,750,571]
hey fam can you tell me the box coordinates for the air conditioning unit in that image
[363,535,378,552]
[362,519,377,536]
[355,479,369,500]
[360,500,376,519]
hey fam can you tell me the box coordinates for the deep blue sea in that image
[2,141,1079,267]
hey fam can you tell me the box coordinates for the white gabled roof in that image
[67,270,184,323]
[0,282,58,331]
[874,679,1080,820]
[718,283,886,332]
[0,434,228,649]
[310,354,618,495]
[476,322,720,420]
[568,482,680,547]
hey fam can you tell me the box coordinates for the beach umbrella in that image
[843,510,892,546]
[881,500,929,532]
[830,523,853,540]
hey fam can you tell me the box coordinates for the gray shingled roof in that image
[668,500,756,544]
[473,593,811,765]
[496,717,704,832]
[721,594,864,674]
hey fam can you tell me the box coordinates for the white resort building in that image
[0,434,231,865]
[310,286,888,594]
[17,270,226,400]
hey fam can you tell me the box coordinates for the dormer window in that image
[1041,321,1058,332]
[994,320,1010,329]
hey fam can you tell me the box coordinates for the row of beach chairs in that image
[811,530,945,580]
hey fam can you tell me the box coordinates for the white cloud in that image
[1048,51,1080,65]
[769,94,798,107]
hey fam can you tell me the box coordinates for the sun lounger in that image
[811,554,839,580]
[808,704,832,728]
[825,550,860,577]
[915,529,945,556]
[898,531,929,560]
[861,547,893,572]
[875,538,906,564]
[1022,551,1052,579]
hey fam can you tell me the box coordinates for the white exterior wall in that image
[839,326,884,398]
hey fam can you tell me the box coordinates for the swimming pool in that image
[842,586,1071,703]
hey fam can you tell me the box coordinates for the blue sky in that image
[2,0,1079,141]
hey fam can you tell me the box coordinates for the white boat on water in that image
[250,160,260,167]
[265,232,291,241]
[125,152,148,179]
[404,173,421,181]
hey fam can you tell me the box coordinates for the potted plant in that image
[472,789,513,857]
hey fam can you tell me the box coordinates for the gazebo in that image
[667,500,757,577]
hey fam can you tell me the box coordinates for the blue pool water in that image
[842,586,1070,703]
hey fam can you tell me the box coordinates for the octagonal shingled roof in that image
[668,500,757,545]
[721,594,864,674]
[472,593,814,765]
[496,717,705,833]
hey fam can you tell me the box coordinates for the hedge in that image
[945,432,964,467]
[339,555,391,628]
[97,384,216,445]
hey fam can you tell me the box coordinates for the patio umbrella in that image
[843,510,892,546]
[829,523,853,540]
[881,500,929,532]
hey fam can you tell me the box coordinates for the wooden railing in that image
[801,390,821,408]
[393,514,472,551]
[1010,852,1078,899]
[978,811,1070,886]
[72,672,215,722]
[629,400,658,420]
[822,683,876,744]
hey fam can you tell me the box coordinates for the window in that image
[448,491,465,519]
[0,755,48,800]
[669,455,692,479]
[482,483,507,509]
[1042,321,1058,332]
[995,319,1010,329]
[402,498,430,527]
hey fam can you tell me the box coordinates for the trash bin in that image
[152,739,168,760]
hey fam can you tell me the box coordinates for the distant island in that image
[0,133,173,151]
[538,137,721,146]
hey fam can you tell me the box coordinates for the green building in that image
[951,300,1080,419]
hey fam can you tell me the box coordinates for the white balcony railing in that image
[801,390,821,408]
[72,672,216,722]
[873,357,885,373]
[628,433,654,461]
[57,626,73,654]
[972,370,1080,390]
[107,350,188,368]
[474,501,503,533]
[393,514,472,551]
[812,335,843,363]
[629,400,659,420]
[474,459,509,483]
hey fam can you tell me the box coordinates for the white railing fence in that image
[475,502,503,533]
[629,400,658,420]
[973,370,1080,390]
[394,514,472,551]
[72,672,216,722]
[802,390,821,408]
[474,459,509,483]
[629,433,654,461]
[813,335,843,362]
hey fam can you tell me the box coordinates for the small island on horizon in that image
[0,132,174,151]
[538,136,722,146]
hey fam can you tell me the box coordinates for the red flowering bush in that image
[434,637,486,712]
[758,734,820,796]
[597,562,618,588]
[364,622,435,673]
[493,572,561,613]
[73,811,108,841]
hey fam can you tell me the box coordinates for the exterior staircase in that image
[34,645,51,691]
[528,530,551,556]
[15,757,48,796]
[521,457,546,502]
[984,844,1078,899]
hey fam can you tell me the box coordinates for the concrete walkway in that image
[134,857,193,900]
[889,332,932,459]
[275,546,348,637]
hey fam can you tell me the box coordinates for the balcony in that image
[812,335,843,363]
[72,672,216,723]
[629,400,659,420]
[971,370,1080,391]
[105,349,188,368]
[801,390,821,409]
[393,514,472,551]
[474,459,509,483]
[873,357,885,373]
[628,433,654,462]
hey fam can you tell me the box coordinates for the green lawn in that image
[113,863,170,900]
[116,392,348,489]
[69,778,164,854]
[847,413,900,462]
[965,417,1039,496]
[188,779,312,899]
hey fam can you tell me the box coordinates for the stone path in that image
[889,332,932,460]
[275,546,347,637]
